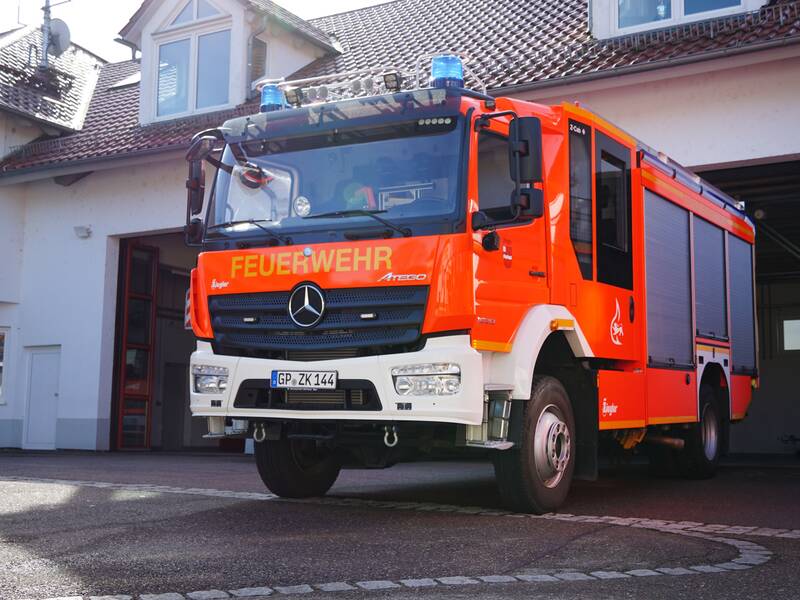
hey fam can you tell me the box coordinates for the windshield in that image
[206,119,464,240]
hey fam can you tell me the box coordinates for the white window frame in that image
[150,0,233,122]
[602,0,766,38]
[0,327,9,405]
[779,315,800,353]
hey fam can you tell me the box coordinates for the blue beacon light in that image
[431,54,464,89]
[260,84,285,112]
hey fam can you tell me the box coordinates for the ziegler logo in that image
[601,398,619,417]
[378,272,427,282]
[211,279,230,290]
[610,298,624,346]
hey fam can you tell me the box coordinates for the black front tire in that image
[493,376,576,514]
[676,384,721,479]
[255,438,341,498]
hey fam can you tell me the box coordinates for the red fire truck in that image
[184,54,757,513]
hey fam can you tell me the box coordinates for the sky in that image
[0,0,388,62]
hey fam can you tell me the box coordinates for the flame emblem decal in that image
[610,298,624,346]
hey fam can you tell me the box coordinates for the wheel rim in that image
[701,403,719,461]
[533,404,571,488]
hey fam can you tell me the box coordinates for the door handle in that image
[629,296,635,323]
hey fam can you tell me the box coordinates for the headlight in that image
[391,363,461,396]
[193,365,229,394]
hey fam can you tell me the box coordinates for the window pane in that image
[477,132,515,221]
[597,154,628,252]
[784,320,800,351]
[569,121,593,280]
[124,348,150,394]
[197,30,230,109]
[198,0,220,18]
[171,1,193,26]
[619,0,671,28]
[0,331,5,398]
[157,39,190,116]
[685,0,738,14]
[130,249,153,295]
[127,298,152,346]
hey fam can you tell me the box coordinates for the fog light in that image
[193,365,229,394]
[391,363,461,396]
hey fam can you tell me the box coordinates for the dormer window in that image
[154,0,231,119]
[594,0,767,39]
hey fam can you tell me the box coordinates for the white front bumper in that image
[190,335,484,425]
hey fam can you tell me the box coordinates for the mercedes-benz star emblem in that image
[288,283,325,328]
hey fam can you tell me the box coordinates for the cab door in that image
[568,122,643,363]
[472,125,549,351]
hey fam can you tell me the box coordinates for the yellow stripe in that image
[649,415,697,425]
[697,344,730,354]
[471,339,512,353]
[599,419,646,430]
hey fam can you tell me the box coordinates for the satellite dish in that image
[48,18,71,56]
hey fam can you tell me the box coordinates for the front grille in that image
[210,286,428,358]
[234,378,380,411]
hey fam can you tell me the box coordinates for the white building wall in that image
[1,156,190,449]
[259,23,326,81]
[519,51,800,169]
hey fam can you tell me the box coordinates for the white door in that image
[23,347,61,450]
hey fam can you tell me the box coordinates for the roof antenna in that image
[39,0,71,71]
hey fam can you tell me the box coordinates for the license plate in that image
[271,370,338,390]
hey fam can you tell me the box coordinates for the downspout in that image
[246,13,269,100]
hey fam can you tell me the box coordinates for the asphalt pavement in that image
[0,452,798,600]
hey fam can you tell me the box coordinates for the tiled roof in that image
[0,26,104,131]
[0,60,257,173]
[298,0,800,90]
[2,0,800,175]
[247,0,338,52]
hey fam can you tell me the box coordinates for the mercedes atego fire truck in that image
[183,54,758,513]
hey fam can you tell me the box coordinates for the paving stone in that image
[734,554,770,565]
[656,567,697,576]
[141,595,185,600]
[715,562,752,571]
[478,575,518,583]
[515,574,559,583]
[272,585,314,594]
[354,581,400,590]
[187,592,229,600]
[590,571,631,579]
[626,569,661,577]
[399,579,438,588]
[554,572,595,581]
[228,587,274,597]
[437,576,480,585]
[89,595,133,600]
[314,582,356,592]
[690,565,727,573]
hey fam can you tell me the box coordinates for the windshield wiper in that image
[206,219,291,245]
[303,209,411,237]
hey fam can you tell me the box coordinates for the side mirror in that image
[508,116,543,184]
[186,160,205,217]
[511,187,545,218]
[471,210,491,231]
[186,133,219,162]
[185,218,204,246]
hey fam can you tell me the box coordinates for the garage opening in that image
[701,159,800,455]
[111,232,243,452]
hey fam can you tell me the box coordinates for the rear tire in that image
[493,376,576,514]
[254,437,341,498]
[676,384,721,479]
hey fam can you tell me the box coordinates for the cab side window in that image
[595,131,633,289]
[569,121,593,280]
[477,130,516,221]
